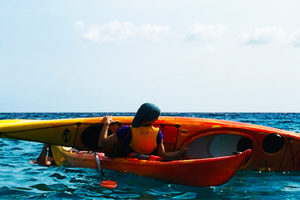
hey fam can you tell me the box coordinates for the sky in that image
[1,0,300,112]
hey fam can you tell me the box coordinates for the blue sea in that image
[1,113,300,199]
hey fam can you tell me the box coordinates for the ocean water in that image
[1,113,300,199]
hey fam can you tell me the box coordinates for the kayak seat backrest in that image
[158,125,178,151]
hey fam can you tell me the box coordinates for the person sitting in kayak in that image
[97,121,126,158]
[97,103,188,160]
[33,121,124,166]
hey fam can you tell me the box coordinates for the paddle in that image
[94,152,117,189]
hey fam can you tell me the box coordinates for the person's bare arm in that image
[157,141,188,160]
[37,144,52,166]
[97,116,119,148]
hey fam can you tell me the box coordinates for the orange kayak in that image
[51,146,251,187]
[1,116,300,171]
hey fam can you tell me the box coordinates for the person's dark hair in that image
[131,103,161,128]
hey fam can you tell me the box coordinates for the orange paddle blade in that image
[100,180,117,189]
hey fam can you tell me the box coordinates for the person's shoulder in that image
[156,129,163,144]
[116,126,130,138]
[118,126,130,132]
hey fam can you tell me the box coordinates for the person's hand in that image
[179,142,188,157]
[103,116,113,126]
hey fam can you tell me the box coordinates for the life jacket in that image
[129,126,159,154]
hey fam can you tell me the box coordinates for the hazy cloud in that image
[241,26,288,45]
[139,24,169,40]
[74,21,300,48]
[74,20,169,43]
[185,23,227,41]
[290,30,300,47]
[241,26,300,48]
[74,20,85,30]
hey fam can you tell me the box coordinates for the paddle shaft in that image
[94,152,105,180]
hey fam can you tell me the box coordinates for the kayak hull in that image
[51,146,251,187]
[1,116,300,171]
